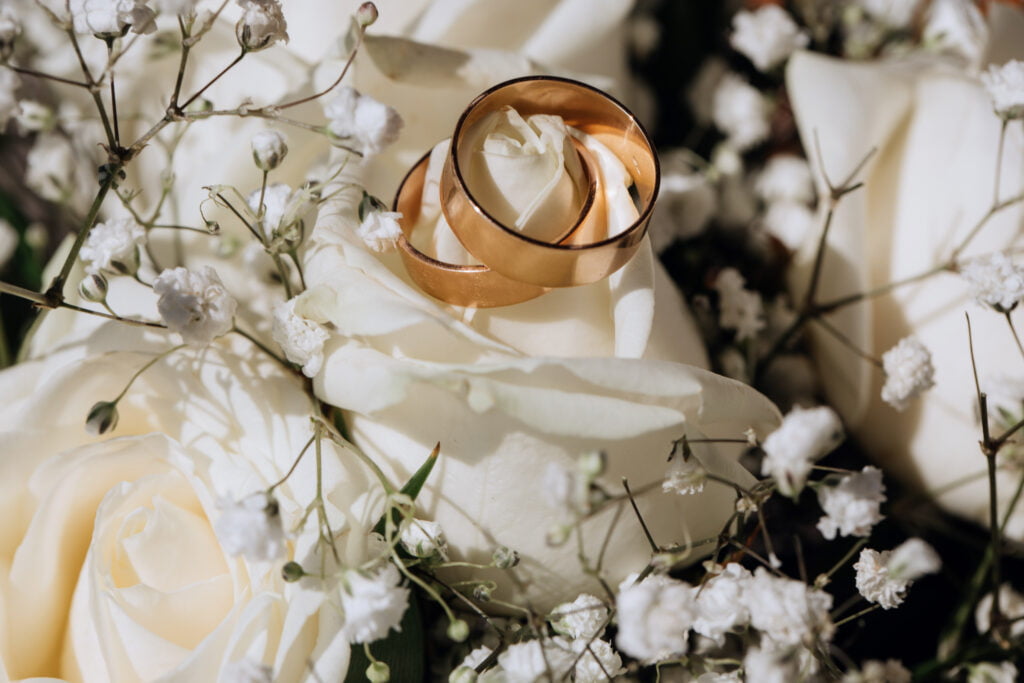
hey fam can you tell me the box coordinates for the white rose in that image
[0,314,383,681]
[784,5,1024,536]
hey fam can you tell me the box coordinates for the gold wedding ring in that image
[441,76,659,288]
[394,151,548,308]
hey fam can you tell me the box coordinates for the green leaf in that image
[372,443,440,538]
[343,592,425,683]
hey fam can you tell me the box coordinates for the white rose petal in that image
[222,658,274,683]
[154,265,238,346]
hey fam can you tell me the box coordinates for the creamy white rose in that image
[0,323,383,681]
[784,5,1024,537]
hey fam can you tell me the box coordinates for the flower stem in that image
[833,604,879,628]
[112,344,187,404]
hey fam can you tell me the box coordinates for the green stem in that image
[113,344,187,403]
[267,434,316,492]
[179,49,246,110]
[833,604,879,628]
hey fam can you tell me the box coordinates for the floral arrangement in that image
[0,0,1022,681]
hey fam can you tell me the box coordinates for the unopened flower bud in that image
[282,561,304,582]
[546,524,571,546]
[577,450,606,479]
[79,273,109,302]
[86,400,119,435]
[366,661,390,683]
[251,130,288,172]
[472,584,492,602]
[491,546,519,569]
[447,619,469,642]
[205,220,221,235]
[356,2,379,27]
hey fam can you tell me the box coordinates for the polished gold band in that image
[441,75,660,288]
[394,151,549,308]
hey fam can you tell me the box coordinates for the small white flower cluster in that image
[816,466,886,539]
[730,5,808,73]
[715,267,765,341]
[214,491,286,563]
[854,538,940,609]
[467,635,622,683]
[154,266,237,346]
[961,251,1024,312]
[967,662,1019,683]
[80,217,146,276]
[271,297,329,377]
[761,405,843,497]
[247,183,308,242]
[712,73,770,152]
[880,336,935,411]
[324,86,403,157]
[975,584,1024,639]
[398,517,446,558]
[339,563,410,644]
[69,0,156,37]
[981,60,1024,120]
[615,566,833,675]
[235,0,288,51]
[357,210,403,253]
[757,154,818,251]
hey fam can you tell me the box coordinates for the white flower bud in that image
[356,2,378,27]
[153,266,237,346]
[446,619,469,642]
[85,400,119,435]
[366,661,390,683]
[251,129,288,171]
[79,273,109,302]
[492,546,519,569]
[448,666,477,683]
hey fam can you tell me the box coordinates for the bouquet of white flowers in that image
[0,1,1021,681]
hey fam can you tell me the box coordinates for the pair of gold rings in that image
[393,76,660,308]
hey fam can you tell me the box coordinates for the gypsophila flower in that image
[324,86,403,156]
[222,658,273,683]
[976,584,1024,638]
[961,252,1024,312]
[729,6,808,72]
[356,1,379,27]
[271,298,329,377]
[0,69,20,130]
[816,466,886,539]
[550,593,608,640]
[842,659,912,683]
[251,130,288,171]
[980,60,1024,119]
[712,73,770,151]
[235,0,288,51]
[968,662,1019,683]
[761,405,843,498]
[572,639,625,682]
[214,492,286,562]
[855,539,939,609]
[542,462,585,515]
[356,210,403,253]
[69,0,157,36]
[756,154,815,204]
[399,518,446,558]
[0,218,16,268]
[0,8,20,57]
[26,133,79,205]
[615,574,697,661]
[663,448,708,495]
[340,563,410,644]
[79,217,146,276]
[880,336,935,410]
[715,268,765,341]
[693,563,752,645]
[459,645,493,672]
[153,266,237,346]
[762,201,817,252]
[743,646,799,683]
[16,100,55,134]
[744,568,835,648]
[857,0,919,28]
[248,183,307,241]
[497,637,576,683]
